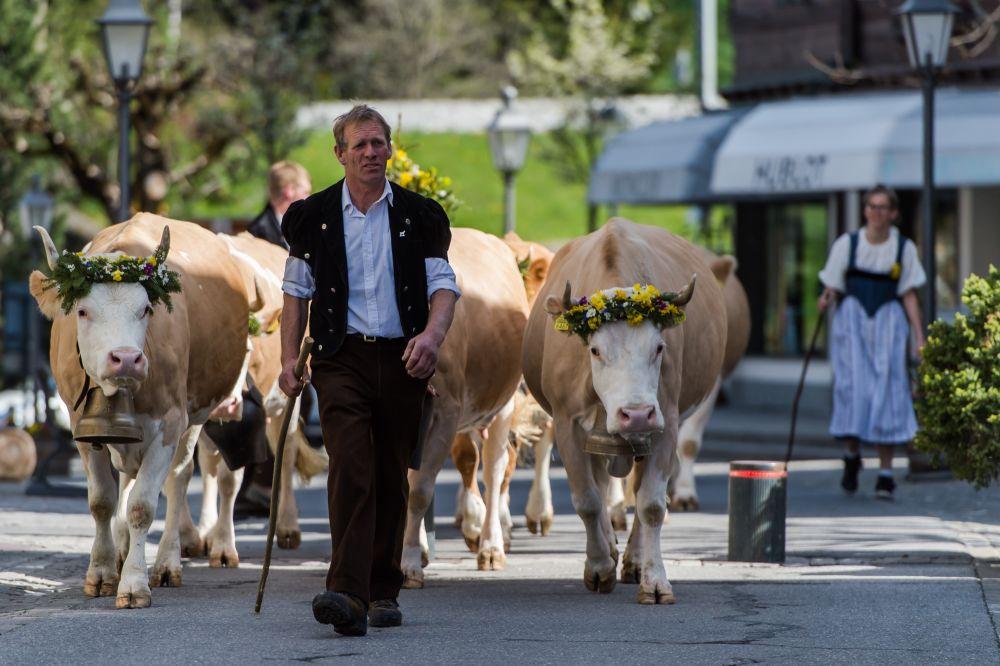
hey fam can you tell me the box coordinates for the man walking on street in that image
[279,105,459,636]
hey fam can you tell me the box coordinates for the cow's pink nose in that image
[616,405,658,432]
[107,348,146,378]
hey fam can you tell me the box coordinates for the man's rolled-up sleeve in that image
[283,256,315,299]
[426,258,460,300]
[421,198,459,299]
[280,199,315,299]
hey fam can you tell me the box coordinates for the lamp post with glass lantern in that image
[488,86,532,235]
[97,0,153,223]
[896,0,958,331]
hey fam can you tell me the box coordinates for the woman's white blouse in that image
[818,226,927,296]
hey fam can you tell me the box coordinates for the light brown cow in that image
[450,232,557,549]
[523,218,727,604]
[30,214,249,608]
[401,227,529,587]
[176,232,328,568]
[668,250,750,511]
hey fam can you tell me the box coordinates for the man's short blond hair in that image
[267,161,311,201]
[332,105,392,151]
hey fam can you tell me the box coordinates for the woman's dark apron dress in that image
[829,231,917,445]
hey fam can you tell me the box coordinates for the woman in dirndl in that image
[817,184,926,500]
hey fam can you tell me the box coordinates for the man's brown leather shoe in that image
[368,599,402,627]
[312,591,367,636]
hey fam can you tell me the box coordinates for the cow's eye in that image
[77,308,87,319]
[590,347,600,358]
[655,343,665,355]
[141,305,153,318]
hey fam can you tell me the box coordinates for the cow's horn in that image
[34,226,59,271]
[673,274,697,306]
[155,225,170,259]
[562,281,573,310]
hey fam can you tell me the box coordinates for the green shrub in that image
[915,265,1000,488]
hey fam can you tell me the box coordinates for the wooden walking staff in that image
[255,336,313,614]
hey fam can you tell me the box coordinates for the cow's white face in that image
[587,320,665,437]
[74,277,152,395]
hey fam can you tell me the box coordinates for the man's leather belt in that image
[347,333,406,344]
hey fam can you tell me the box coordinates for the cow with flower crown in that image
[29,213,251,609]
[522,217,728,605]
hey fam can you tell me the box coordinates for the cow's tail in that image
[293,424,328,483]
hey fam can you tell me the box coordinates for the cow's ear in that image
[672,274,697,307]
[709,255,737,285]
[29,270,60,320]
[529,257,548,284]
[544,295,563,316]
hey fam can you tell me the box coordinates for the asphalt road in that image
[2,456,999,665]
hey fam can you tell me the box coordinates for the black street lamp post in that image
[97,0,152,223]
[896,0,958,331]
[488,86,532,236]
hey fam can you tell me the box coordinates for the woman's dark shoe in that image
[875,475,896,501]
[312,591,367,636]
[841,455,862,494]
[368,599,402,627]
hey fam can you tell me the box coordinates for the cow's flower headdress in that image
[553,282,688,341]
[42,228,182,314]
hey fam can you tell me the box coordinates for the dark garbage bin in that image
[727,460,787,563]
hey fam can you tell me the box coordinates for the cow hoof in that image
[477,548,506,571]
[277,530,301,550]
[637,588,676,605]
[149,567,182,588]
[401,576,424,590]
[526,517,539,534]
[463,534,479,553]
[83,572,118,598]
[421,548,429,569]
[584,562,617,593]
[209,548,239,568]
[540,515,552,536]
[669,496,699,512]
[115,590,152,609]
[621,562,640,584]
[181,538,206,559]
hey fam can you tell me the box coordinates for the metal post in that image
[921,56,936,331]
[502,171,516,235]
[117,85,131,223]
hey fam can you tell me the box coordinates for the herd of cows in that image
[27,212,748,609]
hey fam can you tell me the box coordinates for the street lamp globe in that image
[18,176,53,240]
[97,0,153,85]
[488,86,532,175]
[896,0,959,69]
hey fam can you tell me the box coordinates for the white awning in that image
[710,87,1000,196]
[588,110,746,204]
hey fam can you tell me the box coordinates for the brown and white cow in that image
[30,214,250,608]
[668,250,750,511]
[401,227,529,587]
[448,232,557,551]
[522,218,727,604]
[175,232,328,568]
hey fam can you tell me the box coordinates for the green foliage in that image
[915,266,1000,489]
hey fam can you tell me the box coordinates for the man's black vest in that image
[281,179,452,359]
